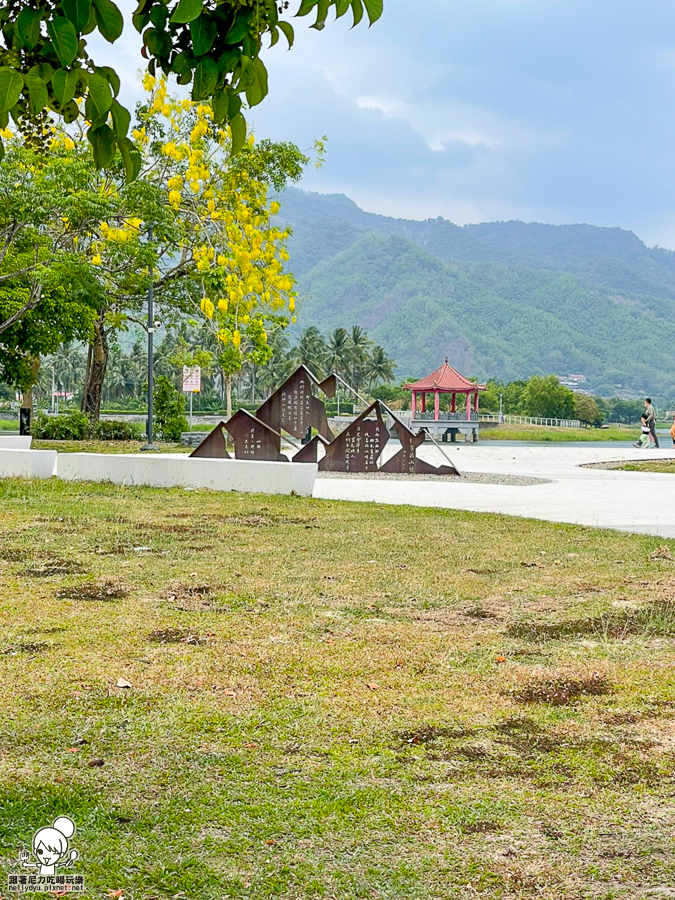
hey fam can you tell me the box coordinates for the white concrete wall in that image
[56,453,317,497]
[0,436,32,449]
[0,448,55,479]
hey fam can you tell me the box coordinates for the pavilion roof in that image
[404,359,486,393]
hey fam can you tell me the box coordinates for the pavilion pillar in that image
[474,392,479,412]
[451,393,456,413]
[412,391,417,415]
[434,391,440,421]
[421,393,426,413]
[466,392,471,419]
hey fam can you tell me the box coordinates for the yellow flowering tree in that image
[79,76,308,418]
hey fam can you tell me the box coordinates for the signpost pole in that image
[189,392,193,429]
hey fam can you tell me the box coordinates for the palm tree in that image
[365,345,396,394]
[290,326,328,380]
[347,325,373,393]
[325,327,350,378]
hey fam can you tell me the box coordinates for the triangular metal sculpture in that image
[293,433,331,464]
[319,402,389,472]
[256,365,334,441]
[188,366,459,476]
[224,409,287,462]
[381,414,459,476]
[189,421,231,459]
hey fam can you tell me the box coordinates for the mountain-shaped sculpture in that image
[256,365,336,440]
[318,402,389,472]
[189,421,230,459]
[224,409,287,462]
[380,416,459,475]
[188,368,459,476]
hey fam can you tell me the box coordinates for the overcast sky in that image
[95,0,675,248]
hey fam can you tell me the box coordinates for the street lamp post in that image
[141,225,159,451]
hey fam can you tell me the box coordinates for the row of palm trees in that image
[35,324,396,410]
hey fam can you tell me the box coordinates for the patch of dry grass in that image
[0,478,674,898]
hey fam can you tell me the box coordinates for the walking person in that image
[670,411,675,447]
[644,397,659,448]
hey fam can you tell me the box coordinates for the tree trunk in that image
[81,314,109,421]
[226,375,232,419]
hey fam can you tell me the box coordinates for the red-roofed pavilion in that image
[404,359,486,441]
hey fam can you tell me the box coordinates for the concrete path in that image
[313,444,675,538]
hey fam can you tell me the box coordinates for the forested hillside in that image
[280,188,675,395]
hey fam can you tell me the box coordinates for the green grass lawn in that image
[482,423,634,442]
[617,459,675,474]
[0,418,19,431]
[32,439,188,454]
[1,480,675,898]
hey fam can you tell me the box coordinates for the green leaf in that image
[28,63,54,83]
[47,17,79,66]
[92,0,123,42]
[335,0,350,16]
[16,7,41,49]
[82,6,97,34]
[171,50,194,74]
[119,136,142,182]
[24,75,48,117]
[362,0,382,23]
[211,87,227,123]
[88,122,116,167]
[216,46,241,77]
[350,0,363,27]
[277,20,294,47]
[192,56,217,100]
[143,26,172,58]
[85,70,113,120]
[170,0,202,25]
[96,65,120,96]
[0,67,24,113]
[0,138,5,162]
[227,90,241,119]
[62,98,79,122]
[224,9,251,43]
[296,0,317,16]
[149,5,168,28]
[246,57,268,107]
[311,0,329,30]
[110,98,130,137]
[63,0,92,33]
[51,68,79,106]
[189,15,216,56]
[229,111,246,153]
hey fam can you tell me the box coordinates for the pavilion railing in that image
[409,411,479,422]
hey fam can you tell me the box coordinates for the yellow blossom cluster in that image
[132,77,299,358]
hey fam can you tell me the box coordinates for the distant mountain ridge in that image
[279,188,675,397]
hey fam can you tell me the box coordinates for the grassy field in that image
[481,423,634,442]
[617,459,675,474]
[32,439,188,454]
[0,418,19,431]
[1,480,675,898]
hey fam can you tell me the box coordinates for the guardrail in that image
[479,413,582,428]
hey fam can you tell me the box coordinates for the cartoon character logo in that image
[20,816,79,875]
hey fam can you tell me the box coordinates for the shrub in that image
[93,419,144,441]
[32,411,91,440]
[154,376,188,441]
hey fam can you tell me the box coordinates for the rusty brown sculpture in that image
[189,421,230,459]
[224,409,287,462]
[319,402,389,472]
[256,365,334,441]
[380,415,459,476]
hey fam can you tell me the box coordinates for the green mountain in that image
[280,188,675,396]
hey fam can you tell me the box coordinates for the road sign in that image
[182,365,201,393]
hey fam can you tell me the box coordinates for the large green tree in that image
[0,0,382,168]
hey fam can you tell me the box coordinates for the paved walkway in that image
[313,444,675,538]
